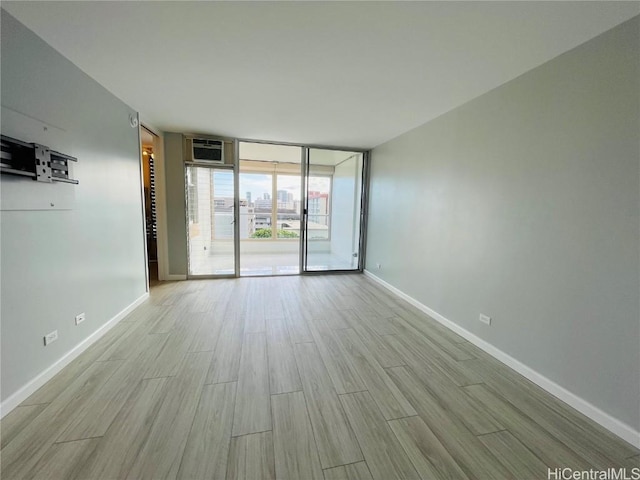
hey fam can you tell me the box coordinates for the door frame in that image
[139,123,171,286]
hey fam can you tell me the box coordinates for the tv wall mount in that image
[0,134,78,184]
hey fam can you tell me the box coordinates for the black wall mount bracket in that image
[1,134,78,184]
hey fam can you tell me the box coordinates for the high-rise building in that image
[254,198,272,210]
[308,191,329,226]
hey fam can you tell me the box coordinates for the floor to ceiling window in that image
[186,164,236,276]
[186,137,367,278]
[303,148,364,271]
[239,142,303,276]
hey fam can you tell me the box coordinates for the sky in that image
[239,173,329,202]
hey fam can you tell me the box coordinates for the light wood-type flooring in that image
[2,274,638,479]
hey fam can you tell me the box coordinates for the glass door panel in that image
[238,141,302,276]
[303,149,364,271]
[273,174,302,273]
[186,165,236,276]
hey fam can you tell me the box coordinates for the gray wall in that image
[366,16,640,430]
[1,11,147,402]
[164,132,188,276]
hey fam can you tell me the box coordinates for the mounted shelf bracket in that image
[1,134,78,184]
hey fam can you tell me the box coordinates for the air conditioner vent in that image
[186,137,225,164]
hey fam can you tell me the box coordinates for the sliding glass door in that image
[186,142,367,277]
[186,164,236,276]
[302,148,365,272]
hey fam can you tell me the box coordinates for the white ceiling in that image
[3,1,639,149]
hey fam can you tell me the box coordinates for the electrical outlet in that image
[44,330,58,346]
[479,314,491,326]
[376,263,381,270]
[75,312,85,325]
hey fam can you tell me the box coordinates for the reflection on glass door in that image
[186,165,236,276]
[303,149,364,271]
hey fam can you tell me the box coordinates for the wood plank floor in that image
[2,274,638,480]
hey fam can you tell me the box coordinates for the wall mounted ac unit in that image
[186,137,224,164]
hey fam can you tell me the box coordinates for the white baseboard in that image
[0,292,149,419]
[163,274,187,281]
[363,270,640,449]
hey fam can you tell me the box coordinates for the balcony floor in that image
[189,252,358,276]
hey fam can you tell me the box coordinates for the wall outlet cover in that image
[44,330,58,346]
